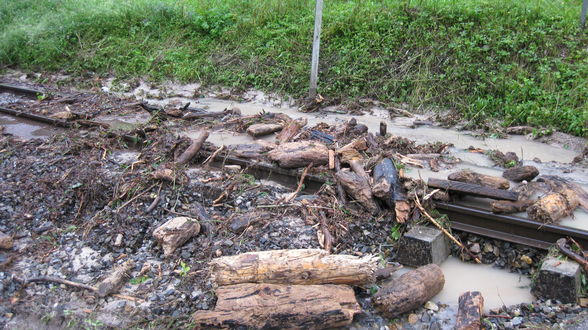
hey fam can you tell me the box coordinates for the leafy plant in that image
[390,223,402,241]
[178,260,190,277]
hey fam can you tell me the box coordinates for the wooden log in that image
[448,170,510,190]
[193,283,361,329]
[209,249,378,286]
[328,150,335,169]
[246,123,283,137]
[527,190,580,223]
[336,170,380,214]
[277,119,306,143]
[427,178,519,201]
[373,158,402,208]
[373,264,444,318]
[268,141,329,168]
[97,260,134,297]
[339,148,369,180]
[502,166,539,182]
[539,175,588,211]
[175,130,210,165]
[379,121,387,136]
[334,152,347,204]
[491,199,535,214]
[455,291,484,330]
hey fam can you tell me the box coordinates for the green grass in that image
[1,0,587,136]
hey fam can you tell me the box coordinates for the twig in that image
[203,145,225,166]
[414,195,481,264]
[116,184,156,213]
[24,276,145,303]
[145,183,163,214]
[556,238,588,273]
[282,163,312,203]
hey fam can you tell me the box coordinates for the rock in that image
[229,216,253,233]
[470,243,481,254]
[396,226,450,267]
[483,243,494,253]
[520,255,533,265]
[503,166,539,182]
[407,313,419,324]
[0,231,13,249]
[511,316,523,326]
[424,301,439,312]
[114,234,123,247]
[532,258,581,304]
[153,217,201,256]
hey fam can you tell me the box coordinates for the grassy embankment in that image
[0,0,587,136]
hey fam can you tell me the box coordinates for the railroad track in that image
[2,82,587,250]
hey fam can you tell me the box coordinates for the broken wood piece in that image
[0,231,13,250]
[209,249,378,286]
[193,283,361,329]
[527,190,579,223]
[490,199,534,214]
[334,151,347,205]
[175,130,210,165]
[268,141,329,168]
[24,276,144,302]
[153,217,201,256]
[373,264,444,318]
[373,158,404,207]
[97,260,134,297]
[336,170,380,214]
[395,153,424,168]
[282,163,312,203]
[318,210,334,252]
[277,119,306,144]
[339,148,369,180]
[502,165,539,182]
[456,291,484,330]
[538,175,588,212]
[379,121,387,136]
[448,170,510,190]
[328,150,335,170]
[427,178,519,201]
[246,123,283,137]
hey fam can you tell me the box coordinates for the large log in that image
[373,264,444,318]
[175,130,210,165]
[448,170,510,190]
[193,283,361,329]
[455,291,484,330]
[539,175,588,211]
[373,158,409,222]
[527,190,580,223]
[209,249,378,286]
[277,119,306,144]
[502,165,539,182]
[246,123,283,137]
[490,199,535,214]
[336,170,380,214]
[268,141,329,168]
[428,178,519,201]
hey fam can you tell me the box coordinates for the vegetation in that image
[0,0,586,135]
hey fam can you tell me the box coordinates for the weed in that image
[130,275,150,285]
[178,260,190,277]
[389,223,402,241]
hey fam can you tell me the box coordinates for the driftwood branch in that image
[175,130,210,165]
[23,276,144,302]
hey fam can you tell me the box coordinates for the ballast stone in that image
[532,257,581,304]
[395,225,449,267]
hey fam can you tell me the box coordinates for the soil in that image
[1,72,587,329]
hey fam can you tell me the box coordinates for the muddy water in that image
[394,256,533,312]
[0,114,61,139]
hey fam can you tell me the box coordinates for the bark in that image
[502,166,539,182]
[97,260,134,297]
[336,170,380,214]
[491,200,535,214]
[246,123,283,137]
[428,178,519,201]
[268,141,329,168]
[193,283,361,329]
[455,291,484,330]
[448,170,510,190]
[527,190,580,223]
[373,264,445,318]
[153,217,201,256]
[175,130,210,165]
[277,119,306,144]
[538,175,588,212]
[209,249,378,286]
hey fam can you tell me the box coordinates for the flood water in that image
[0,114,61,139]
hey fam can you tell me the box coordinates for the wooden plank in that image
[309,0,324,99]
[427,178,519,201]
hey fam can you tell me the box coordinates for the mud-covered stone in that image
[395,226,449,267]
[153,217,201,256]
[0,231,13,249]
[531,258,580,304]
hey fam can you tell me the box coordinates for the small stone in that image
[407,313,419,324]
[520,255,533,265]
[511,316,523,326]
[483,243,494,253]
[229,215,253,233]
[215,249,222,257]
[470,243,481,254]
[114,234,123,247]
[424,301,439,312]
[0,231,13,250]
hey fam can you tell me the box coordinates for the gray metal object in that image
[582,0,588,29]
[309,0,323,99]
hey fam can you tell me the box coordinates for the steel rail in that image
[0,83,45,97]
[1,86,587,250]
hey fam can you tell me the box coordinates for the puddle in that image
[94,113,151,131]
[394,256,533,312]
[0,114,61,139]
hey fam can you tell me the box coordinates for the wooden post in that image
[309,0,324,99]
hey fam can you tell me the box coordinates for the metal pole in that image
[309,0,323,99]
[582,0,588,29]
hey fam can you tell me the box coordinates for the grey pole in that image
[582,0,588,29]
[309,0,324,99]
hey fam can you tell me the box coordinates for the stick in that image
[24,276,144,303]
[175,130,210,165]
[333,151,347,205]
[556,238,588,273]
[328,150,335,170]
[116,184,156,213]
[414,195,481,264]
[283,163,313,203]
[203,145,226,166]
